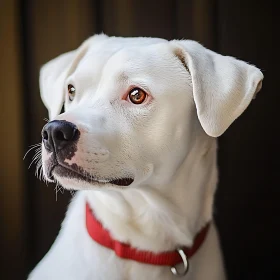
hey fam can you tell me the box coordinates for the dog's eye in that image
[128,88,147,104]
[67,84,76,101]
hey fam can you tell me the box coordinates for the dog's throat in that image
[85,201,210,267]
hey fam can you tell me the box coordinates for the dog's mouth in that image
[49,164,134,187]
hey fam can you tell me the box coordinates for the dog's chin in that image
[48,164,134,190]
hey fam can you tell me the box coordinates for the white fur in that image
[28,34,263,280]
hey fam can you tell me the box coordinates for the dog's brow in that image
[117,72,129,84]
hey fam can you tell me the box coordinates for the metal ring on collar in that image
[170,248,189,277]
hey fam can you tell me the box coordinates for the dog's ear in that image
[39,34,108,120]
[39,50,76,120]
[171,40,264,137]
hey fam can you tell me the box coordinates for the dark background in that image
[0,0,277,279]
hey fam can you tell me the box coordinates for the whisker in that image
[27,145,42,171]
[55,182,58,201]
[33,149,42,159]
[54,181,64,201]
[40,167,44,183]
[42,167,48,185]
[28,145,49,186]
[58,185,64,194]
[28,153,41,169]
[23,143,41,160]
[35,159,42,178]
[33,151,42,160]
[34,146,42,152]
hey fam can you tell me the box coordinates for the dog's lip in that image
[51,164,134,187]
[46,161,57,180]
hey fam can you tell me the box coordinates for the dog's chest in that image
[53,193,189,280]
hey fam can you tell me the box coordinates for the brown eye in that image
[128,88,147,104]
[67,84,76,101]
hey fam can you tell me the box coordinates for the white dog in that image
[28,34,263,280]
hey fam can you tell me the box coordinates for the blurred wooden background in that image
[0,0,277,279]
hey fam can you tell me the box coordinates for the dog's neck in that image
[85,138,217,252]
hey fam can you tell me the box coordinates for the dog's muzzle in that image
[41,120,134,186]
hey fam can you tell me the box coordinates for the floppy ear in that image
[171,40,264,137]
[39,34,108,120]
[39,50,76,120]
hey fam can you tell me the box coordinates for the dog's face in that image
[40,34,263,190]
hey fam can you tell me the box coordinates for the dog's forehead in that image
[75,36,168,77]
[89,35,166,53]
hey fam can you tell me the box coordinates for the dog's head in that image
[40,34,263,190]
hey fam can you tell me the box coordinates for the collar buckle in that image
[170,248,189,277]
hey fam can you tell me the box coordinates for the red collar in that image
[86,202,210,266]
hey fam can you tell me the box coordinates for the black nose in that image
[42,120,79,152]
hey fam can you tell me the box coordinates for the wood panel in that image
[0,0,25,278]
[102,0,175,39]
[215,1,277,279]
